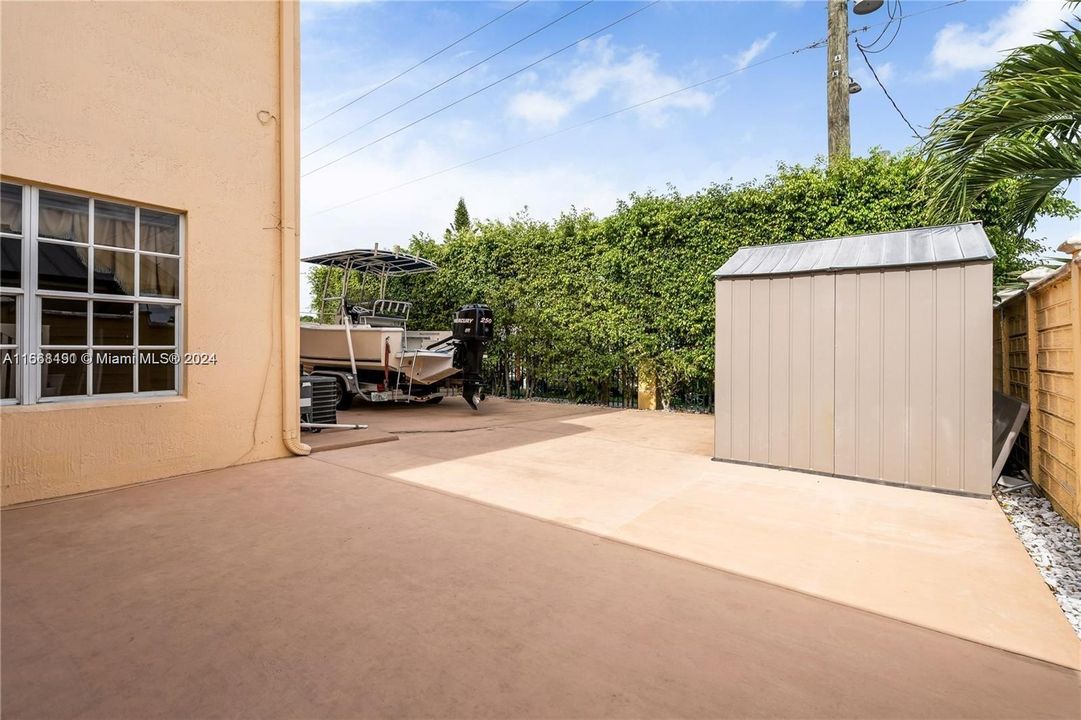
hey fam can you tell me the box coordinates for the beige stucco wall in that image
[715,263,994,496]
[0,1,298,504]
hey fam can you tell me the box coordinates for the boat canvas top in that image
[302,246,437,276]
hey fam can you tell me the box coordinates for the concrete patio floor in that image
[326,398,1081,669]
[3,399,1079,718]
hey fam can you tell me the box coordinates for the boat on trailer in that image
[300,247,492,410]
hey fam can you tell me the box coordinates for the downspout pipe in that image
[280,0,310,457]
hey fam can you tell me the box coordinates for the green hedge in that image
[310,152,1076,403]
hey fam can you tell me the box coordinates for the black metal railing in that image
[483,356,638,409]
[482,355,716,413]
[667,376,715,413]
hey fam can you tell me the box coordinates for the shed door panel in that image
[714,281,733,459]
[856,272,883,480]
[881,271,909,485]
[729,279,752,460]
[788,276,814,470]
[768,279,791,466]
[810,274,836,473]
[748,278,771,464]
[834,273,858,477]
[907,270,936,487]
[935,266,964,491]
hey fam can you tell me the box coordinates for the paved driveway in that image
[2,399,1078,718]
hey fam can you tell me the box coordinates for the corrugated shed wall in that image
[997,265,1080,526]
[715,263,993,495]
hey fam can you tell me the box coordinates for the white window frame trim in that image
[1,181,184,406]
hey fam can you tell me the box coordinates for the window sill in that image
[0,394,186,413]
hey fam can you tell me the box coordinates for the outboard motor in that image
[452,303,493,410]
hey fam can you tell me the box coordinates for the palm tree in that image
[922,22,1080,230]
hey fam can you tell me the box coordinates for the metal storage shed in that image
[713,222,996,496]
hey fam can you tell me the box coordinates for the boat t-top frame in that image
[304,245,438,327]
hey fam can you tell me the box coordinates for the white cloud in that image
[931,0,1074,75]
[505,36,712,129]
[853,60,894,88]
[731,32,777,71]
[506,91,573,128]
[299,131,622,311]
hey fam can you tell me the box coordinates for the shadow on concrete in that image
[3,456,1079,719]
[309,398,609,475]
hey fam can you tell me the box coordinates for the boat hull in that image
[300,323,459,385]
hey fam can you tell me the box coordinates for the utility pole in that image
[826,0,850,164]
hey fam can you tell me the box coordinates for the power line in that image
[303,0,593,159]
[849,0,965,39]
[307,39,825,216]
[303,1,531,132]
[306,0,965,217]
[302,1,658,178]
[855,43,924,141]
[859,0,903,54]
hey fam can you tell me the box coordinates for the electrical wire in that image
[856,44,924,140]
[303,1,531,132]
[307,37,827,216]
[858,0,898,50]
[853,0,927,139]
[305,0,965,217]
[859,0,904,54]
[303,0,594,159]
[302,1,659,178]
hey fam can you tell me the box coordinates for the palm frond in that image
[921,23,1081,229]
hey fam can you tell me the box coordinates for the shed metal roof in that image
[713,222,995,278]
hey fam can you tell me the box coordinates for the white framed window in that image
[0,181,183,405]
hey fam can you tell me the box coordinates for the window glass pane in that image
[93,302,134,345]
[93,249,135,296]
[139,304,176,345]
[94,201,135,249]
[1,183,22,234]
[1,236,21,288]
[41,298,87,345]
[0,295,15,344]
[1,349,15,399]
[140,209,179,254]
[38,241,89,292]
[93,350,134,394]
[140,255,179,298]
[38,191,88,243]
[41,355,87,397]
[139,350,176,392]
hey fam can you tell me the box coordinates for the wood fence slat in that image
[998,265,1079,527]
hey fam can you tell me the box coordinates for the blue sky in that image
[299,0,1080,306]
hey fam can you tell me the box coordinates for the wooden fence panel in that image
[997,265,1080,527]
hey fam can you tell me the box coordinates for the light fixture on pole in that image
[853,0,884,14]
[848,77,862,94]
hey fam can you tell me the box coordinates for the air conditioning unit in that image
[301,374,338,428]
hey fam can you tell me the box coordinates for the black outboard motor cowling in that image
[452,303,493,410]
